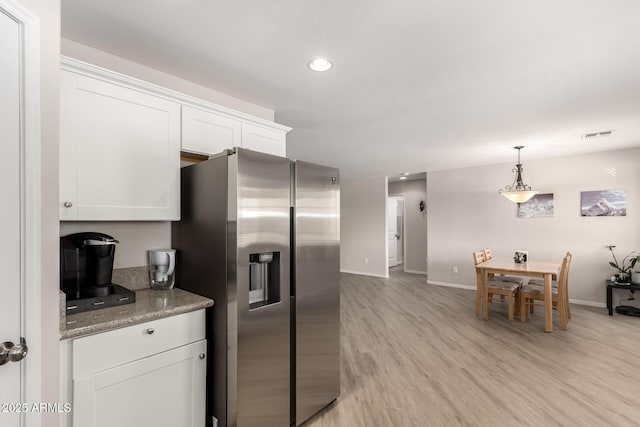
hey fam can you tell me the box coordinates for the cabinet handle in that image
[145,328,155,335]
[63,201,73,208]
[199,354,205,360]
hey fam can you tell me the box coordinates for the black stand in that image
[65,284,135,315]
[606,280,640,316]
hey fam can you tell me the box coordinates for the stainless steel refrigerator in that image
[172,148,340,427]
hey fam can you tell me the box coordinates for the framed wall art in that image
[518,193,554,218]
[581,189,627,216]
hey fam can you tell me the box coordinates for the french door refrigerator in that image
[172,148,340,427]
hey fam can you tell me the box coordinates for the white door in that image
[387,199,398,267]
[0,8,23,427]
[396,198,404,264]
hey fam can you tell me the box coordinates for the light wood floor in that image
[304,268,640,427]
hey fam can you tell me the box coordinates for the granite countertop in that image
[60,288,214,340]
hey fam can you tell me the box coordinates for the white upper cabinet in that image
[182,107,289,158]
[60,57,290,221]
[60,69,181,221]
[241,122,287,157]
[181,105,241,156]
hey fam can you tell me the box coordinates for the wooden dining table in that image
[475,258,561,332]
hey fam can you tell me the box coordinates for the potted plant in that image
[606,245,640,283]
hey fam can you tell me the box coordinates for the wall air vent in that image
[583,130,614,139]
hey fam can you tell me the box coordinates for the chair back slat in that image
[483,248,493,260]
[473,251,486,266]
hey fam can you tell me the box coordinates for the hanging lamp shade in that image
[498,146,538,203]
[501,190,538,203]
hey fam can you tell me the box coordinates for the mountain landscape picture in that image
[581,190,627,216]
[518,193,554,218]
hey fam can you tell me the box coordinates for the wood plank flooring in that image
[304,268,640,427]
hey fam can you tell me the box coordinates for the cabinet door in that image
[182,105,241,155]
[73,340,206,427]
[60,70,180,220]
[241,122,287,157]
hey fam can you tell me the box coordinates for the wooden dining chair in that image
[473,251,523,320]
[526,252,572,319]
[519,252,571,330]
[482,248,522,304]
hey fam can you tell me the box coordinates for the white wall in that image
[340,176,388,277]
[427,147,640,306]
[61,38,274,121]
[59,40,279,269]
[389,179,428,274]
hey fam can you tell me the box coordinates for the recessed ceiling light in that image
[402,172,410,176]
[308,58,333,72]
[399,176,407,180]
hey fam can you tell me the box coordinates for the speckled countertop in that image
[60,288,214,340]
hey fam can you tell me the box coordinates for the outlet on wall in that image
[452,266,459,274]
[364,257,369,264]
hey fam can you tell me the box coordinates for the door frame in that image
[1,0,42,424]
[388,194,406,272]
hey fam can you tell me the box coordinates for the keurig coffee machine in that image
[60,232,135,314]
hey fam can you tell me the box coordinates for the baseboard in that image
[427,280,607,307]
[404,269,427,275]
[340,269,389,279]
[569,299,606,308]
[427,280,476,291]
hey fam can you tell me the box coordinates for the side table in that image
[606,280,640,315]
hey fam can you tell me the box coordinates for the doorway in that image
[387,173,427,276]
[387,196,405,270]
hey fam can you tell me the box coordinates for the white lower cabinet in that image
[61,311,206,427]
[74,340,206,427]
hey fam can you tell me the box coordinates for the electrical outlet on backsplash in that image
[111,265,152,290]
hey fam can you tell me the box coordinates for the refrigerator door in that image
[172,153,230,427]
[293,161,340,425]
[233,148,291,427]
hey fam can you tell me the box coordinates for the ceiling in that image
[61,0,640,177]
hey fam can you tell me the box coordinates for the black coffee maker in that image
[60,232,135,314]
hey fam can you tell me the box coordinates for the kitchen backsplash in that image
[111,266,151,291]
[59,221,171,269]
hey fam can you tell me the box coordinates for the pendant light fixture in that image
[498,146,538,203]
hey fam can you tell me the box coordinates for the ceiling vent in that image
[583,130,614,139]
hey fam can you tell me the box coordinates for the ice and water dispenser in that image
[249,252,280,309]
